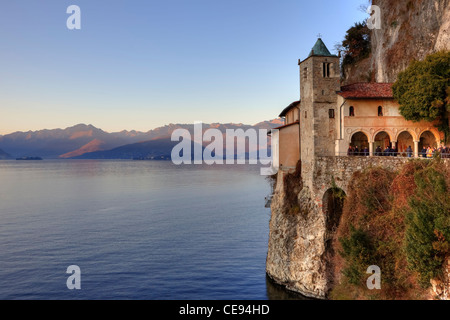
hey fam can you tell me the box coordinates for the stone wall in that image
[311,156,413,205]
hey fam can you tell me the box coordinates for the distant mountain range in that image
[0,148,12,160]
[0,120,283,160]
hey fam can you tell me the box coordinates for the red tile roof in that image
[338,83,394,99]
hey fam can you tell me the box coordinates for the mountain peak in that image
[68,123,97,130]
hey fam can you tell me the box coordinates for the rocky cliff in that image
[266,167,328,299]
[344,0,450,84]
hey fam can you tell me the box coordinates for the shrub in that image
[404,164,450,287]
[339,225,375,285]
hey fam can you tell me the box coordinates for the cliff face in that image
[266,169,328,299]
[266,157,416,299]
[267,157,450,299]
[344,0,450,84]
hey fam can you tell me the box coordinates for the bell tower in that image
[298,38,340,186]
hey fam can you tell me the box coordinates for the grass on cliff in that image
[330,158,450,300]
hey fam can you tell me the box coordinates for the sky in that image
[0,0,369,134]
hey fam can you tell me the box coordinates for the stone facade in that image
[336,95,444,158]
[273,38,447,172]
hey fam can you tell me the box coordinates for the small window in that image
[378,106,383,117]
[329,109,335,118]
[323,63,331,78]
[349,106,355,117]
[303,67,308,79]
[305,111,307,119]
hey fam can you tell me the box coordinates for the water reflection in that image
[265,275,312,300]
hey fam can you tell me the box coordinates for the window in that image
[303,67,308,79]
[349,106,355,117]
[323,63,331,78]
[378,106,383,117]
[305,111,307,119]
[329,109,335,118]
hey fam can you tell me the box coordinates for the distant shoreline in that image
[15,156,43,161]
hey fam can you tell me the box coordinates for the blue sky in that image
[0,0,369,134]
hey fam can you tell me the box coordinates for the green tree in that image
[338,22,371,68]
[392,51,450,139]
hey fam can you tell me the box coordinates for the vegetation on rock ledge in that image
[336,21,371,79]
[331,158,450,300]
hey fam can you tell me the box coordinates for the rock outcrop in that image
[266,169,328,299]
[344,0,450,84]
[430,257,450,300]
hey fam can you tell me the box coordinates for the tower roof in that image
[308,38,336,57]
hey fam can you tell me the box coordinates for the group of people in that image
[347,145,450,158]
[420,145,450,159]
[374,145,400,157]
[347,146,369,156]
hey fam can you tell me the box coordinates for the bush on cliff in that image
[404,162,450,287]
[331,160,450,300]
[339,225,375,286]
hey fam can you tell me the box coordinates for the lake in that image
[0,160,304,300]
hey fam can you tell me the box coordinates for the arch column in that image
[414,140,419,158]
[369,141,374,157]
[391,141,397,156]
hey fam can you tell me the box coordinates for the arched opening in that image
[350,132,369,156]
[419,131,438,151]
[349,106,355,117]
[323,186,346,293]
[397,131,414,156]
[323,63,330,78]
[374,131,391,155]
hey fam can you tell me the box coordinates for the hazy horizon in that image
[0,118,284,136]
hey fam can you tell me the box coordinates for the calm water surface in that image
[0,160,304,300]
